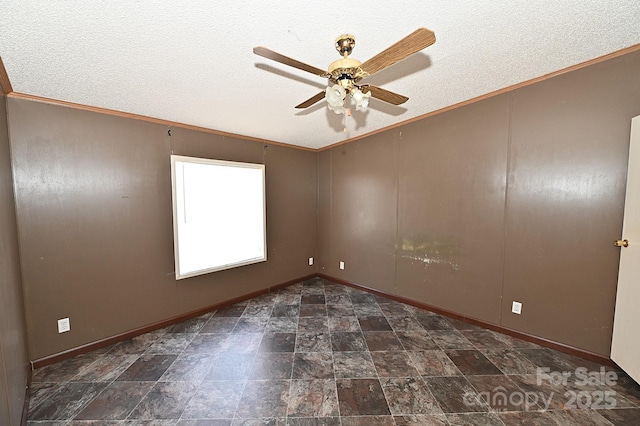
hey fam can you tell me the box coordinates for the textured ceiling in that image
[1,1,639,149]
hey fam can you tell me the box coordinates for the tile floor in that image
[26,277,640,425]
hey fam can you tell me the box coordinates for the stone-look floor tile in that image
[349,292,377,304]
[235,380,291,418]
[519,348,578,373]
[28,382,108,421]
[232,417,286,426]
[301,294,326,305]
[371,351,420,378]
[429,330,475,350]
[70,353,139,382]
[241,304,274,318]
[287,379,339,417]
[220,333,263,353]
[379,302,414,317]
[116,354,177,382]
[330,332,367,352]
[265,317,298,333]
[333,351,378,379]
[286,417,341,426]
[128,381,198,420]
[183,333,229,354]
[201,317,239,333]
[416,315,454,331]
[444,350,502,376]
[299,304,327,318]
[598,407,640,425]
[104,333,163,356]
[271,304,300,318]
[607,373,640,406]
[336,378,391,416]
[292,352,334,379]
[325,294,351,306]
[425,376,489,414]
[352,303,384,317]
[481,349,540,375]
[326,304,354,317]
[507,374,570,411]
[340,416,395,425]
[213,304,246,317]
[386,316,426,332]
[297,317,328,333]
[396,331,440,351]
[547,408,614,425]
[276,292,301,305]
[442,319,483,331]
[32,354,104,383]
[328,316,360,332]
[233,317,269,333]
[181,380,245,419]
[380,377,441,415]
[249,352,294,379]
[159,353,216,382]
[446,412,505,425]
[27,382,60,412]
[146,333,197,355]
[296,332,332,353]
[205,352,255,380]
[498,410,563,425]
[168,314,211,333]
[466,374,534,412]
[393,414,449,425]
[258,332,296,352]
[460,330,516,349]
[178,420,232,426]
[364,331,405,351]
[358,316,393,332]
[74,381,154,420]
[408,350,460,377]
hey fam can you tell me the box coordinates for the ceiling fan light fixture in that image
[352,88,371,111]
[325,84,347,114]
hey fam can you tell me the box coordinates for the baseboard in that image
[31,274,316,369]
[318,273,615,367]
[31,271,614,370]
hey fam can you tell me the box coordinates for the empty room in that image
[1,2,640,425]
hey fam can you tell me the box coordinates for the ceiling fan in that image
[253,28,436,114]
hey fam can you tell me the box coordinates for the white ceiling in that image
[1,1,639,150]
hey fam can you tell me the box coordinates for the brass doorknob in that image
[615,239,629,248]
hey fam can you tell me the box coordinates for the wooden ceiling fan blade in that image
[364,85,409,105]
[295,91,325,109]
[253,46,327,77]
[360,28,436,76]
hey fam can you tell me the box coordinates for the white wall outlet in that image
[58,317,71,333]
[308,257,314,266]
[511,301,522,315]
[339,261,345,270]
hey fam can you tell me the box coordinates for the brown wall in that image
[3,47,639,369]
[0,92,30,425]
[319,49,640,356]
[8,98,317,360]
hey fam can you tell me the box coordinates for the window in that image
[170,155,266,279]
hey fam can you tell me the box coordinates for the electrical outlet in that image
[58,317,71,333]
[308,257,314,266]
[339,261,345,270]
[511,301,522,315]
